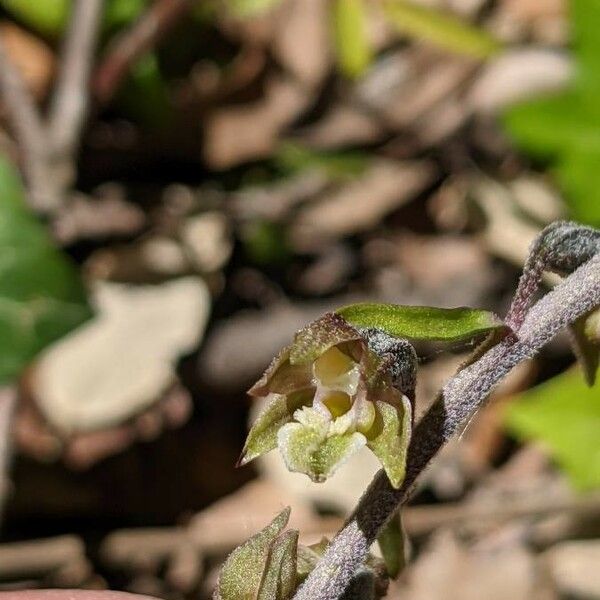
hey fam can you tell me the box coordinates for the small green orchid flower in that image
[239,313,415,488]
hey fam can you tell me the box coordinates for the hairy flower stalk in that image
[293,249,600,600]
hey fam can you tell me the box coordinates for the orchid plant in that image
[214,221,600,600]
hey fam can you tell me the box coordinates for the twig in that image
[92,0,193,105]
[293,253,600,600]
[0,39,54,212]
[0,535,89,581]
[0,387,17,524]
[48,0,105,171]
[403,491,600,537]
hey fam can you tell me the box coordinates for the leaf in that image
[115,52,172,128]
[277,407,367,482]
[239,391,310,466]
[332,0,373,78]
[367,398,411,488]
[503,0,600,226]
[377,510,409,578]
[506,368,600,490]
[0,0,148,37]
[337,303,506,342]
[0,0,69,36]
[382,0,501,60]
[0,158,91,384]
[275,142,369,180]
[226,0,284,18]
[257,530,299,600]
[216,508,291,600]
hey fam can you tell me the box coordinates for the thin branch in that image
[0,38,55,212]
[48,0,105,170]
[293,253,600,600]
[0,387,17,525]
[92,0,193,106]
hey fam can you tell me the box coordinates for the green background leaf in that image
[506,368,600,490]
[332,0,373,78]
[0,158,91,383]
[337,303,505,342]
[383,0,501,59]
[503,0,600,226]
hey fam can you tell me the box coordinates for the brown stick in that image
[48,0,105,169]
[0,39,55,212]
[93,0,193,105]
[0,387,17,524]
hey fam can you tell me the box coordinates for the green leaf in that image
[226,0,284,18]
[0,157,91,384]
[240,391,310,466]
[216,508,291,600]
[116,52,172,128]
[257,530,298,600]
[278,407,367,482]
[367,398,411,488]
[377,510,408,578]
[0,0,69,36]
[0,0,148,37]
[506,368,600,490]
[503,0,600,226]
[337,303,505,342]
[332,0,373,78]
[383,0,502,59]
[275,143,369,180]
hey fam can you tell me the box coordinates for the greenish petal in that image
[240,391,311,466]
[278,408,366,482]
[257,530,299,600]
[215,508,291,600]
[337,303,506,343]
[367,398,412,488]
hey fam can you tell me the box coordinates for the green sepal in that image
[367,398,412,489]
[239,391,310,466]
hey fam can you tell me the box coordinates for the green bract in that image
[240,313,412,488]
[215,508,297,600]
[336,303,506,342]
[570,308,600,386]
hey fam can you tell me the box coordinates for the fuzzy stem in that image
[293,253,600,600]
